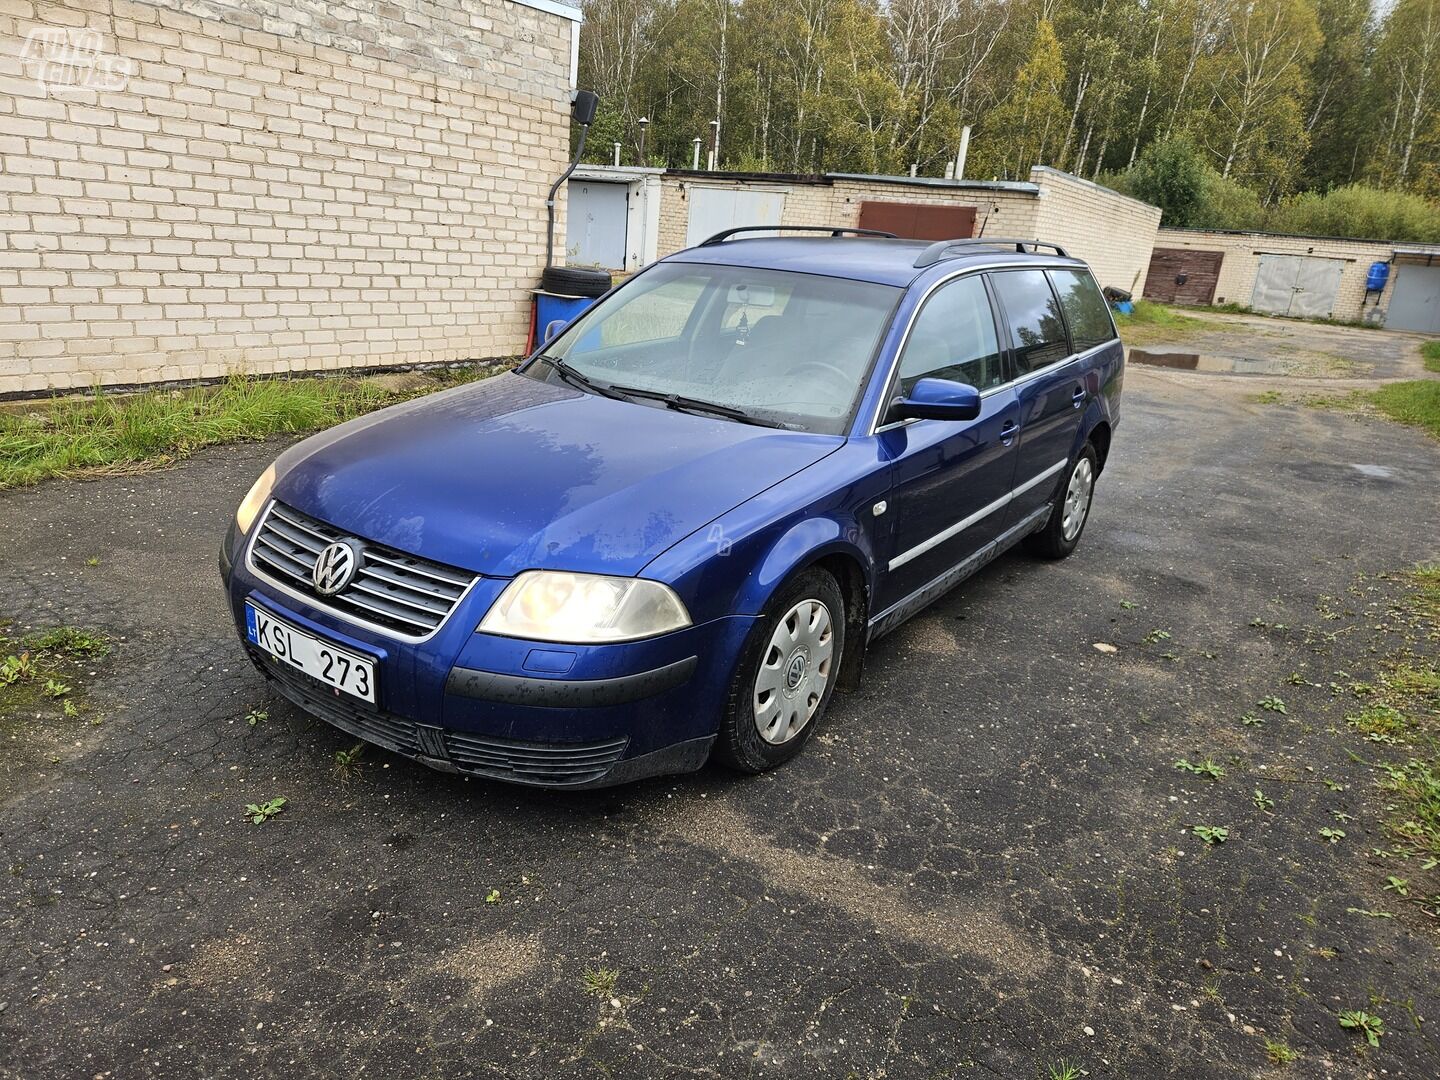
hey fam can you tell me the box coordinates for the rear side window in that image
[895,276,1005,395]
[1050,269,1116,350]
[990,269,1069,375]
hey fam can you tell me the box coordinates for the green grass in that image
[1371,380,1440,439]
[1113,300,1209,346]
[1421,340,1440,373]
[0,367,500,490]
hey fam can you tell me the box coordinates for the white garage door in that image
[1251,254,1345,318]
[566,181,629,270]
[1385,262,1440,333]
[685,187,786,247]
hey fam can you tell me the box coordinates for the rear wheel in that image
[715,568,845,774]
[1024,442,1098,559]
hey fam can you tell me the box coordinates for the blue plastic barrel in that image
[534,292,595,347]
[1366,261,1390,292]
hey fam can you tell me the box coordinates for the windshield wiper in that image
[533,354,629,401]
[614,386,786,428]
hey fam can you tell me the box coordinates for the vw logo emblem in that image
[312,540,362,596]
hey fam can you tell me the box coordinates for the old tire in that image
[541,264,612,298]
[1024,442,1099,560]
[714,568,845,774]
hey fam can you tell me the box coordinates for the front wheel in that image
[1025,443,1098,559]
[714,568,845,774]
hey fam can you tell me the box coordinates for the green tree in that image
[974,18,1067,179]
[1124,136,1209,225]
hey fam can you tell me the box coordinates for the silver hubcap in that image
[753,598,834,745]
[1062,457,1094,541]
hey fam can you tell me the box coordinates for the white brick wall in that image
[0,0,577,394]
[1028,167,1162,295]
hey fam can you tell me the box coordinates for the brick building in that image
[0,0,581,395]
[649,165,1162,295]
[1146,228,1440,329]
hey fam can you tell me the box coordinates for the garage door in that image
[1251,254,1345,318]
[685,187,786,247]
[857,201,975,241]
[566,181,628,270]
[1385,262,1440,333]
[1143,248,1223,304]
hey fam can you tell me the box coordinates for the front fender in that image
[740,518,873,616]
[642,441,889,626]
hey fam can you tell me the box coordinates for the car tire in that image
[540,264,612,298]
[1024,441,1099,560]
[714,568,846,774]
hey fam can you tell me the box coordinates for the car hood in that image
[271,372,843,578]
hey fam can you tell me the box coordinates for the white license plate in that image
[245,603,376,703]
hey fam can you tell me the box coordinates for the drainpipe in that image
[546,90,598,269]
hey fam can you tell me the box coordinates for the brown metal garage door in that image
[858,201,976,241]
[1144,248,1223,305]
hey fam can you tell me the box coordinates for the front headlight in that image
[234,464,276,535]
[478,571,691,643]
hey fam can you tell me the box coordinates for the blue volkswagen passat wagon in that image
[220,230,1122,787]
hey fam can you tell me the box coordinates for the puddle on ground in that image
[1128,349,1290,374]
[1127,348,1368,378]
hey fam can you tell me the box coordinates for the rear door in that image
[876,274,1018,610]
[989,268,1083,525]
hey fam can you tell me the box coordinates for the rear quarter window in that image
[1050,269,1117,350]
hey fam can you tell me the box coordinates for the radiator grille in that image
[250,501,475,638]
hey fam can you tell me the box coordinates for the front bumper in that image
[222,530,752,788]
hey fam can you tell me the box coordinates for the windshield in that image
[527,262,900,434]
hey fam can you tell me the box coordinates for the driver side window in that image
[896,276,1005,397]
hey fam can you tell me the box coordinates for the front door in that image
[877,274,1019,611]
[988,268,1084,524]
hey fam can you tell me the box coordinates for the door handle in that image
[1000,420,1018,446]
[1072,385,1085,408]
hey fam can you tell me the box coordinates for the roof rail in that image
[698,225,898,247]
[913,237,1071,268]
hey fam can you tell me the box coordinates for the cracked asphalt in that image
[2,319,1438,1078]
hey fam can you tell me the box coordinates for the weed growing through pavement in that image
[245,708,268,727]
[245,797,286,825]
[1175,758,1225,781]
[1338,1009,1384,1048]
[333,743,365,783]
[582,966,619,998]
[1258,696,1288,714]
[1264,1038,1297,1064]
[1193,825,1228,845]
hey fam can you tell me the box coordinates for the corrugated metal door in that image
[1385,263,1440,333]
[685,187,786,246]
[857,201,975,240]
[1143,248,1223,304]
[1251,254,1344,317]
[566,181,629,270]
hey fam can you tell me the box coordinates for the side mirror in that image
[892,377,982,422]
[543,319,567,345]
